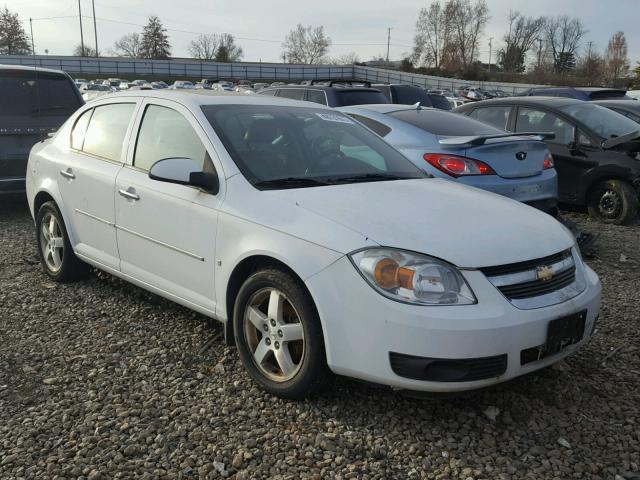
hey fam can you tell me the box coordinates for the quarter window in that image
[348,114,392,137]
[134,105,210,173]
[306,90,327,105]
[71,108,93,150]
[82,103,136,161]
[515,108,575,145]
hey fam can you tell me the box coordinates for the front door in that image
[57,102,138,269]
[114,100,222,312]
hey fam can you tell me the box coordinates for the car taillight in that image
[423,153,496,177]
[543,152,554,170]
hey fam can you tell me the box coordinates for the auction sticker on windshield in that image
[316,112,354,124]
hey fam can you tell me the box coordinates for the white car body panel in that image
[26,91,602,393]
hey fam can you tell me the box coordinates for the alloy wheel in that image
[40,213,65,273]
[243,288,305,382]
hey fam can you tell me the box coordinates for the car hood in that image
[272,178,574,268]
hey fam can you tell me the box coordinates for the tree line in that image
[0,4,638,87]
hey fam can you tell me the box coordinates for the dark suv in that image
[1,65,83,194]
[519,87,631,101]
[257,81,389,107]
[372,84,451,110]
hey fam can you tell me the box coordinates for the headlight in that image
[349,248,476,305]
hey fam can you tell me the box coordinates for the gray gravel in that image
[1,197,638,480]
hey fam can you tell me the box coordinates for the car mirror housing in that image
[149,157,219,194]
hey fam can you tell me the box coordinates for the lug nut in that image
[265,338,271,346]
[277,329,283,338]
[274,341,280,349]
[270,319,276,327]
[263,324,269,332]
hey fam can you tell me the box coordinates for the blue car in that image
[337,104,559,214]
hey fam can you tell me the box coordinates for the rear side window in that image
[468,106,511,130]
[0,70,81,120]
[278,89,306,101]
[427,94,452,111]
[348,114,392,137]
[134,105,209,172]
[82,103,135,161]
[335,90,389,107]
[388,109,503,136]
[306,90,327,105]
[70,109,93,150]
[391,85,433,106]
[515,108,575,145]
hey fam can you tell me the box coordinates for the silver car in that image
[337,104,559,214]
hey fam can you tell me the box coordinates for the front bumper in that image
[305,255,601,392]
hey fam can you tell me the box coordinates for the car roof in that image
[88,89,333,110]
[592,99,640,110]
[0,63,70,76]
[262,85,382,92]
[460,96,584,108]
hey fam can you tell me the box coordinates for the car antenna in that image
[414,102,421,110]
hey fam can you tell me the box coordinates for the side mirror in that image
[149,157,219,194]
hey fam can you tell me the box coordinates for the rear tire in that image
[587,179,639,225]
[233,268,332,399]
[35,201,89,281]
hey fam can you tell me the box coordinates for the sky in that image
[9,0,640,65]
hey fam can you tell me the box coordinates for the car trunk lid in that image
[460,138,549,178]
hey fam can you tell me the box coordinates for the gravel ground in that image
[1,197,638,480]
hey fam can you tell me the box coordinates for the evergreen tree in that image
[139,16,171,59]
[0,7,31,55]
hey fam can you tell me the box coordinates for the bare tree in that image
[112,33,142,58]
[446,0,490,69]
[0,6,31,55]
[545,15,586,74]
[282,24,331,64]
[576,42,605,86]
[189,33,243,61]
[498,11,545,73]
[73,44,97,57]
[330,52,360,65]
[413,1,451,69]
[605,31,629,86]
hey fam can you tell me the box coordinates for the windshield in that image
[559,103,640,139]
[335,90,389,107]
[0,70,81,118]
[202,105,425,189]
[388,108,503,136]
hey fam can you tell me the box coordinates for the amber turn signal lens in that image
[374,258,400,288]
[397,267,415,289]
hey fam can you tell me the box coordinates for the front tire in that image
[233,269,332,399]
[35,201,88,281]
[587,179,639,225]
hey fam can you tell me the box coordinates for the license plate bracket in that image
[544,311,587,356]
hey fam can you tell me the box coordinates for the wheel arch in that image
[32,186,78,246]
[223,254,325,347]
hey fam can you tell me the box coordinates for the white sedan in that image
[26,91,601,399]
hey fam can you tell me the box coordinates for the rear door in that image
[58,101,138,269]
[114,99,222,312]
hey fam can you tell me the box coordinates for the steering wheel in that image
[305,136,346,174]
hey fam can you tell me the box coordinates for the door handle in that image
[60,168,75,180]
[118,188,140,201]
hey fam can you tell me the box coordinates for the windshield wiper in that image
[324,173,420,184]
[252,177,328,189]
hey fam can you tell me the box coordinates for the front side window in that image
[134,105,209,172]
[515,108,575,145]
[202,105,424,188]
[468,106,511,130]
[82,103,135,161]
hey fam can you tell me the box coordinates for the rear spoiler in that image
[438,132,556,148]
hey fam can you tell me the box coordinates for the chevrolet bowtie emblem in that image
[536,265,554,282]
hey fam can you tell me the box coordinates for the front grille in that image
[389,352,507,382]
[497,266,576,299]
[481,249,577,301]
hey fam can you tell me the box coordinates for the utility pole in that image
[488,37,493,73]
[29,17,35,55]
[386,27,392,64]
[92,0,98,57]
[537,38,543,69]
[77,0,85,56]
